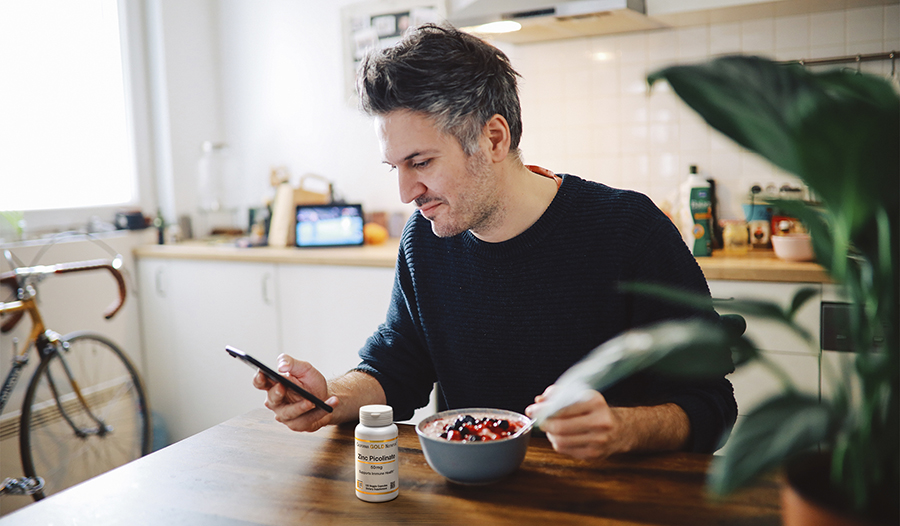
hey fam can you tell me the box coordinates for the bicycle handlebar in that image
[51,257,128,319]
[0,256,127,332]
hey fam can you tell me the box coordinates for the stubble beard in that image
[428,151,504,238]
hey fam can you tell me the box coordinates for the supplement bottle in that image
[355,404,399,502]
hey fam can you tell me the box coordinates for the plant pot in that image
[782,454,896,526]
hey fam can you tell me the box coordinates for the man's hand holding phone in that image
[243,351,339,432]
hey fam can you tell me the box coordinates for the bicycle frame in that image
[0,256,126,417]
[0,292,44,414]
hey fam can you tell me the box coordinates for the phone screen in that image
[226,346,333,413]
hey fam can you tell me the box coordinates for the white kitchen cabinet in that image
[277,264,395,381]
[710,280,822,354]
[277,264,438,424]
[137,258,280,442]
[138,254,437,444]
[709,279,825,455]
[708,280,822,417]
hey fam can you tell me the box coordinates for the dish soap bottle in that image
[680,165,712,257]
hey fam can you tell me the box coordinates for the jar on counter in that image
[722,220,749,255]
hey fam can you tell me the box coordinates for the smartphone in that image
[225,345,333,413]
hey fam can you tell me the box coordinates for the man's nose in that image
[398,167,426,205]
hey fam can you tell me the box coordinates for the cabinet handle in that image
[262,273,272,305]
[155,268,165,298]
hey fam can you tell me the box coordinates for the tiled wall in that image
[511,5,899,221]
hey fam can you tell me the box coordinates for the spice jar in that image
[722,220,749,255]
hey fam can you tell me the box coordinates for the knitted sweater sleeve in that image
[620,203,738,453]
[354,240,437,421]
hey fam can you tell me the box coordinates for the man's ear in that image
[483,114,511,163]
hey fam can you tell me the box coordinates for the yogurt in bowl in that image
[416,408,533,484]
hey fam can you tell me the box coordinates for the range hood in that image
[447,0,665,43]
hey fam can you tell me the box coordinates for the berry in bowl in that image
[415,408,533,485]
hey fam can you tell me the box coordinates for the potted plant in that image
[542,56,897,525]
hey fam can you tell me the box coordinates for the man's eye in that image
[413,159,431,169]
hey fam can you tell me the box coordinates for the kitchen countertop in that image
[134,240,832,283]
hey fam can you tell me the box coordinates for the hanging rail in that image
[779,50,896,67]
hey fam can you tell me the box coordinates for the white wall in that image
[155,2,899,228]
[216,0,407,219]
[150,0,226,230]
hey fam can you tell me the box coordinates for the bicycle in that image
[0,249,151,501]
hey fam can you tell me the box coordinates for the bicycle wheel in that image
[19,331,151,499]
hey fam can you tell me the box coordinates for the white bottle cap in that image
[359,404,393,427]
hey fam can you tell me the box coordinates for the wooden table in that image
[1,409,781,525]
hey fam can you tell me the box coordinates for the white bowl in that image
[416,408,533,485]
[772,233,815,262]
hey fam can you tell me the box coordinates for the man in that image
[255,24,736,459]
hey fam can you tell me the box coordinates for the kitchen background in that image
[0,2,896,515]
[151,0,899,238]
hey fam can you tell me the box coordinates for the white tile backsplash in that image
[646,30,679,64]
[677,26,710,59]
[710,22,742,57]
[885,5,899,42]
[741,19,776,55]
[512,6,898,219]
[775,15,809,52]
[618,32,649,64]
[847,6,885,43]
[619,64,651,95]
[809,11,845,47]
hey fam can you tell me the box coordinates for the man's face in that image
[376,110,503,238]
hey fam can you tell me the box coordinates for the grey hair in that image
[357,24,522,158]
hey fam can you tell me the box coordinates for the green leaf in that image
[709,393,831,495]
[713,298,788,323]
[530,319,734,425]
[787,286,820,322]
[647,57,809,176]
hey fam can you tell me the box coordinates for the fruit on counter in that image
[363,222,389,245]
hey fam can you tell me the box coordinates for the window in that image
[0,0,138,213]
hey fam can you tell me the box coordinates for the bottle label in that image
[355,436,399,497]
[689,187,712,256]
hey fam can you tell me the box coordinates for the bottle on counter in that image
[722,220,749,256]
[680,165,712,257]
[355,404,399,502]
[153,208,165,245]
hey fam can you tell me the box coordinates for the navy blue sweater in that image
[357,174,737,453]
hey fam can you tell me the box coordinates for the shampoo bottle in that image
[680,165,712,257]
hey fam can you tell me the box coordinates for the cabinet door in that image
[279,264,437,423]
[278,265,395,380]
[709,280,822,354]
[708,280,821,417]
[138,258,279,442]
[136,258,179,443]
